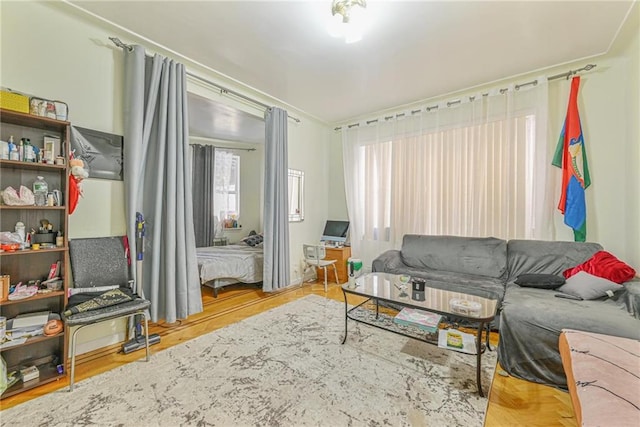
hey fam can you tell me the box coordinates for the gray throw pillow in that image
[556,271,621,300]
[241,234,263,247]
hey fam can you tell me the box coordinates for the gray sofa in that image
[372,234,640,388]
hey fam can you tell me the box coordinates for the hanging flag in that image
[552,76,591,242]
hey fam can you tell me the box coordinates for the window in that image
[214,150,240,223]
[358,115,536,241]
[288,169,304,222]
[343,84,552,263]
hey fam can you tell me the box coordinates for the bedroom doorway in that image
[187,91,267,302]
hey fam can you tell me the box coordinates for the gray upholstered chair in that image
[65,236,151,391]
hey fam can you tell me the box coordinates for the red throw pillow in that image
[563,251,636,284]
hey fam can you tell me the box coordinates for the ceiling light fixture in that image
[328,0,368,43]
[332,0,367,23]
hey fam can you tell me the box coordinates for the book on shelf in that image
[393,307,442,333]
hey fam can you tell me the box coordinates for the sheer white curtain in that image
[342,79,552,266]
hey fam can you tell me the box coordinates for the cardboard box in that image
[0,275,9,302]
[20,365,40,382]
[0,89,29,114]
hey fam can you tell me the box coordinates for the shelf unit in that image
[0,108,70,399]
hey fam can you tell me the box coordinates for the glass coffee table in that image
[341,272,498,397]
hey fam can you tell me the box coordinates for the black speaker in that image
[411,277,426,292]
[412,290,425,301]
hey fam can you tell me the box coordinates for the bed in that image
[196,244,264,296]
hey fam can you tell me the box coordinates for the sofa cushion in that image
[556,271,621,300]
[400,235,507,279]
[563,250,636,284]
[506,240,602,282]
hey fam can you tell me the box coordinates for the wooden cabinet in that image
[0,108,70,399]
[317,246,352,284]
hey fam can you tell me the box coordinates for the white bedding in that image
[196,244,264,286]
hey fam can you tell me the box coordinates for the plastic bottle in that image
[56,230,64,247]
[33,176,48,206]
[7,136,18,161]
[0,140,8,160]
[14,222,26,242]
[24,139,35,162]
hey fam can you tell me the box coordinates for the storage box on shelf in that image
[0,108,70,399]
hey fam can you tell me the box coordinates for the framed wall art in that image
[70,126,123,180]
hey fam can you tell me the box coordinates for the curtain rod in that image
[109,37,301,124]
[334,63,597,131]
[191,143,256,152]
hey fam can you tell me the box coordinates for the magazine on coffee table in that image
[393,308,442,333]
[437,329,477,354]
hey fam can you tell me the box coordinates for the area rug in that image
[2,295,496,426]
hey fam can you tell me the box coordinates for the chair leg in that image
[143,312,150,362]
[332,264,340,285]
[69,325,83,391]
[323,266,328,292]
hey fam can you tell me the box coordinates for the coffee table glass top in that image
[344,272,498,321]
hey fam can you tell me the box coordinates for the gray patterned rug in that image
[2,295,496,426]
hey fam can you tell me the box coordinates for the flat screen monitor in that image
[321,220,350,243]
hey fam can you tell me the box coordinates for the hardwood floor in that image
[0,281,577,426]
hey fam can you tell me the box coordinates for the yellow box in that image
[0,90,29,113]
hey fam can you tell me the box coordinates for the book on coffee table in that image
[393,308,442,333]
[437,329,477,354]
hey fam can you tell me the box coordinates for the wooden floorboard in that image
[0,281,577,427]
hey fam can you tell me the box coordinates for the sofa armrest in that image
[372,250,403,272]
[622,279,640,319]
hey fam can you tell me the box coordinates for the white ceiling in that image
[71,1,634,124]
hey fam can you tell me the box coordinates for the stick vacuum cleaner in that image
[123,212,161,354]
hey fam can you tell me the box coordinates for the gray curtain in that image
[263,107,290,291]
[123,45,202,323]
[191,144,216,247]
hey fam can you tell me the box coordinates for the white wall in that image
[615,3,640,270]
[0,1,332,352]
[329,7,640,269]
[1,1,128,239]
[548,55,638,266]
[288,118,333,281]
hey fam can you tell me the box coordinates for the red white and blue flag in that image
[552,76,591,242]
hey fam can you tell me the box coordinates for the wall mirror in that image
[288,169,304,222]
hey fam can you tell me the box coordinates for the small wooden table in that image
[341,272,498,396]
[316,245,351,283]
